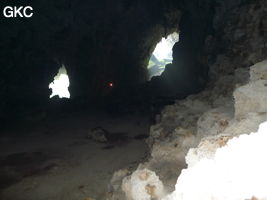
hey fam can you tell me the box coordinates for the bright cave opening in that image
[49,64,70,99]
[147,32,179,79]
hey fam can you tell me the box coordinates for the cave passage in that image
[49,65,70,99]
[147,32,179,79]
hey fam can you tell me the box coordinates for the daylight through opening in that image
[49,64,70,99]
[147,32,179,79]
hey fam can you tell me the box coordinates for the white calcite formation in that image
[164,121,267,200]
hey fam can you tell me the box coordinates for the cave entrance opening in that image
[147,32,179,80]
[49,64,70,99]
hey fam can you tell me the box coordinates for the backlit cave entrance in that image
[49,64,70,99]
[147,32,179,79]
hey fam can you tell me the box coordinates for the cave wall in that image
[107,0,267,199]
[158,0,266,97]
[145,0,215,98]
[209,0,267,79]
[0,0,219,120]
[0,0,184,119]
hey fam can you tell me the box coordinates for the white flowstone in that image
[163,121,267,200]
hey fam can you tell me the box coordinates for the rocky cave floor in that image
[0,111,151,200]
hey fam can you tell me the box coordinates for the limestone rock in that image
[223,112,267,137]
[150,128,197,162]
[250,60,267,81]
[187,111,267,168]
[108,2,267,195]
[186,134,234,167]
[197,106,233,138]
[109,169,130,192]
[234,80,267,119]
[234,60,267,119]
[121,168,165,200]
[107,169,130,200]
[88,127,109,143]
[172,59,267,199]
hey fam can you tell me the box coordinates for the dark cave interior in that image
[0,0,215,126]
[1,0,266,199]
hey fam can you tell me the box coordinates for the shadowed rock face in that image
[0,0,215,121]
